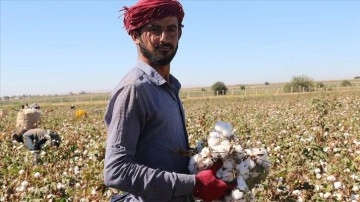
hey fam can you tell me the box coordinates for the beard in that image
[139,39,178,66]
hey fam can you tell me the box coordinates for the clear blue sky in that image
[1,0,359,97]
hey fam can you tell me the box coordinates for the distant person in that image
[13,128,61,150]
[13,128,61,163]
[103,0,236,201]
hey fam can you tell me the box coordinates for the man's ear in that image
[131,31,141,45]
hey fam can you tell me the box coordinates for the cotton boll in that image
[233,144,243,153]
[21,181,29,187]
[221,169,235,182]
[323,192,331,199]
[351,194,359,201]
[214,121,233,138]
[209,131,220,138]
[236,162,250,175]
[326,175,336,181]
[211,144,230,159]
[334,181,342,189]
[248,159,257,169]
[222,158,235,170]
[231,189,244,200]
[200,147,210,158]
[236,176,249,191]
[19,170,25,175]
[208,137,220,148]
[34,172,41,178]
[202,157,214,168]
[189,154,202,165]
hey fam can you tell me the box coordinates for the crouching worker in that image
[13,128,61,164]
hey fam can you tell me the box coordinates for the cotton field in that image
[0,91,359,201]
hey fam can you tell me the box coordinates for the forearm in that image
[104,149,195,200]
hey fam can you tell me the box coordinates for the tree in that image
[211,81,228,95]
[240,85,246,90]
[264,81,270,85]
[316,82,325,88]
[283,75,314,93]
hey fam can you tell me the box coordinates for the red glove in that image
[193,161,237,202]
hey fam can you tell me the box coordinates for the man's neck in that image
[139,58,171,82]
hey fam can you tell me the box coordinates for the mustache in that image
[155,43,174,49]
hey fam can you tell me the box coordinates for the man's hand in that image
[193,160,237,202]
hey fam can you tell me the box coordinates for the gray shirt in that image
[104,60,195,202]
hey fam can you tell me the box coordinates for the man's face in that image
[136,16,181,66]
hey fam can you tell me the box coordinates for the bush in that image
[212,81,228,95]
[283,75,314,93]
[240,85,246,90]
[264,82,270,85]
[341,80,352,86]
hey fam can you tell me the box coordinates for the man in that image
[13,128,61,164]
[13,128,61,151]
[103,0,235,201]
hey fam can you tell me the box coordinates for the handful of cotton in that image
[188,121,270,202]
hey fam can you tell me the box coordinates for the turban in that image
[121,0,184,34]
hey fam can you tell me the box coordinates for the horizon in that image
[1,0,359,97]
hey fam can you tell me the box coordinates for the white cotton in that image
[352,185,359,191]
[333,192,342,200]
[18,170,25,175]
[200,147,210,158]
[57,183,64,190]
[16,186,26,192]
[221,170,235,182]
[214,121,233,138]
[248,159,257,169]
[189,154,202,165]
[245,149,253,156]
[334,181,342,189]
[231,189,244,200]
[91,188,97,196]
[323,192,331,199]
[222,158,234,170]
[236,161,250,175]
[21,181,29,187]
[211,144,230,159]
[208,137,220,148]
[209,131,220,138]
[326,175,336,181]
[236,176,249,191]
[34,172,41,178]
[220,139,231,149]
[233,144,243,153]
[316,173,322,179]
[351,194,359,201]
[314,168,321,174]
[202,157,214,168]
[292,190,301,196]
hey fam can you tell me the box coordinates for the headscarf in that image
[121,0,184,34]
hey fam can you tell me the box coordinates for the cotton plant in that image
[188,121,271,201]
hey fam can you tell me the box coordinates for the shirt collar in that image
[136,60,181,90]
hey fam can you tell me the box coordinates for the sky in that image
[1,0,359,97]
